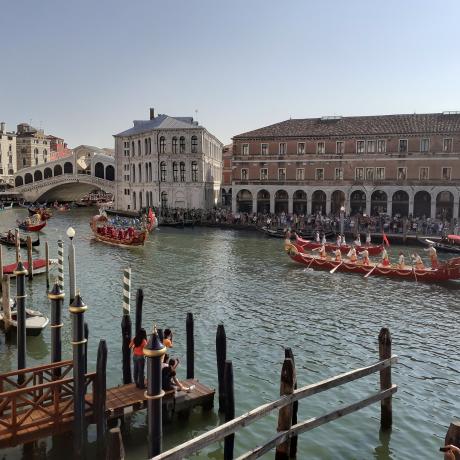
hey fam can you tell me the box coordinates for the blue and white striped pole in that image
[57,240,64,290]
[123,267,131,315]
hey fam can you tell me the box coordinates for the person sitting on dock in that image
[162,358,191,392]
[360,248,370,265]
[442,444,460,460]
[381,247,390,267]
[412,253,425,270]
[163,329,173,348]
[129,328,148,389]
[398,252,406,269]
[347,245,357,263]
[424,244,439,269]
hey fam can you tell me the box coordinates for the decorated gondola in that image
[285,242,460,282]
[294,234,384,256]
[90,214,147,247]
[0,233,40,248]
[28,207,53,219]
[17,215,47,232]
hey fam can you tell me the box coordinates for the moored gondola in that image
[0,234,40,248]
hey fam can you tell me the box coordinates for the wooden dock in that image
[0,361,214,448]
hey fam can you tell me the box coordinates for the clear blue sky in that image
[1,0,459,148]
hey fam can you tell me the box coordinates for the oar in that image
[364,264,378,278]
[330,261,343,274]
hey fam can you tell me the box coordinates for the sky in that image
[1,0,459,148]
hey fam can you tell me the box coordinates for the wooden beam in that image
[152,356,397,460]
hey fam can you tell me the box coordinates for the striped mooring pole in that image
[122,267,131,314]
[57,240,64,290]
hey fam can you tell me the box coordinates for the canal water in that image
[0,208,459,459]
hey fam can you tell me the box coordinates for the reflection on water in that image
[0,207,459,459]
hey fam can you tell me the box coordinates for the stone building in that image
[0,122,16,188]
[231,112,460,220]
[114,109,223,211]
[221,144,233,207]
[16,123,50,170]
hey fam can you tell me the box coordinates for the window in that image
[420,138,430,152]
[399,139,408,153]
[172,137,178,154]
[159,136,166,153]
[367,140,375,153]
[336,141,344,154]
[377,140,386,153]
[260,168,268,180]
[419,167,429,180]
[191,161,198,181]
[242,144,249,155]
[278,168,286,180]
[317,142,325,154]
[296,168,304,180]
[279,143,287,155]
[160,161,166,181]
[180,162,185,181]
[173,162,178,182]
[397,167,407,180]
[297,143,305,155]
[334,168,343,180]
[132,141,135,156]
[261,143,268,155]
[241,168,248,180]
[180,136,186,153]
[191,136,198,153]
[315,168,324,180]
[355,167,364,180]
[443,138,453,152]
[138,139,141,156]
[442,167,452,180]
[357,140,365,154]
[365,167,374,180]
[123,141,129,157]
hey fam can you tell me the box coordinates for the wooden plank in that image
[153,356,397,460]
[0,360,73,380]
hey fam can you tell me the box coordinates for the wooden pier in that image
[0,360,214,448]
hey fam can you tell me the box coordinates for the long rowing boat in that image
[90,214,147,247]
[2,259,57,277]
[286,242,460,282]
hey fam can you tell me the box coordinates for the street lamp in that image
[67,227,76,303]
[340,205,345,235]
[66,226,76,240]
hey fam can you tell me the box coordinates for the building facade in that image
[16,123,50,170]
[221,144,233,207]
[48,135,71,161]
[231,112,460,220]
[114,109,223,211]
[0,122,17,188]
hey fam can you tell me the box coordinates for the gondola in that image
[2,258,57,277]
[418,235,460,254]
[90,214,147,247]
[0,234,40,248]
[285,242,460,283]
[0,300,49,336]
[0,203,13,210]
[295,234,384,256]
[17,219,47,232]
[28,207,53,219]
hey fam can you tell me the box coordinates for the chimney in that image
[149,108,155,120]
[0,122,4,133]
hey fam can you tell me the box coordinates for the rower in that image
[423,244,438,269]
[381,247,390,266]
[412,252,425,270]
[361,248,370,266]
[347,245,358,263]
[398,252,405,269]
[366,233,371,245]
[354,234,361,246]
[313,243,327,259]
[336,234,342,246]
[334,248,342,262]
[341,235,347,246]
[284,230,292,252]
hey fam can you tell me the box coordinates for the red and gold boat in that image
[17,216,47,232]
[295,234,384,256]
[90,214,147,247]
[286,242,460,282]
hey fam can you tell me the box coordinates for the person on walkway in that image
[129,328,148,389]
[424,244,439,269]
[163,329,173,348]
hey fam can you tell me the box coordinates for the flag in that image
[382,232,390,247]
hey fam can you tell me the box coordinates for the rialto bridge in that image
[12,151,115,202]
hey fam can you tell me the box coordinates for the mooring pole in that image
[186,312,194,379]
[48,282,64,378]
[15,228,20,263]
[285,347,298,458]
[223,360,235,460]
[57,240,64,290]
[144,326,167,458]
[26,236,33,280]
[135,288,143,335]
[95,339,108,456]
[379,327,393,430]
[45,241,50,290]
[2,275,11,334]
[14,261,28,385]
[84,322,89,374]
[67,227,76,303]
[70,292,88,457]
[121,268,132,384]
[216,323,227,413]
[0,245,3,281]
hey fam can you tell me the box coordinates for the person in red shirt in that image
[129,328,147,389]
[163,329,173,348]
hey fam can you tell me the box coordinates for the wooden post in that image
[84,322,89,374]
[0,245,3,281]
[57,240,64,290]
[285,347,298,458]
[95,339,108,456]
[144,326,167,458]
[15,228,20,263]
[223,360,235,460]
[275,358,295,460]
[106,427,125,460]
[379,327,392,430]
[135,288,143,335]
[45,241,50,290]
[14,261,28,385]
[121,314,132,384]
[48,282,64,378]
[186,312,194,379]
[445,421,460,460]
[216,323,227,413]
[70,292,88,457]
[26,236,33,280]
[2,275,11,333]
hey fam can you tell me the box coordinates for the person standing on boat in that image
[381,247,390,266]
[315,231,320,243]
[424,244,439,269]
[398,252,405,269]
[341,235,347,246]
[336,234,342,246]
[361,248,370,265]
[412,253,425,270]
[321,233,327,245]
[347,245,358,263]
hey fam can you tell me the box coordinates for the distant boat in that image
[0,299,49,336]
[2,258,57,277]
[0,234,40,248]
[0,203,13,211]
[90,214,147,248]
[419,236,460,254]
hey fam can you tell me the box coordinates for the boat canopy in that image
[447,235,460,241]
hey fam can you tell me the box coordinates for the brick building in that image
[231,112,460,220]
[47,135,71,161]
[221,144,232,207]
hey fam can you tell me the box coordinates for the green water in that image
[0,208,459,459]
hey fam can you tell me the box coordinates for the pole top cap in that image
[143,324,166,357]
[69,291,87,313]
[48,282,65,300]
[13,260,28,276]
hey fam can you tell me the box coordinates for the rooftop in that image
[233,112,460,139]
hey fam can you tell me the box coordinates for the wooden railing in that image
[153,354,398,460]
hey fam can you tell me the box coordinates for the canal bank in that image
[0,208,459,459]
